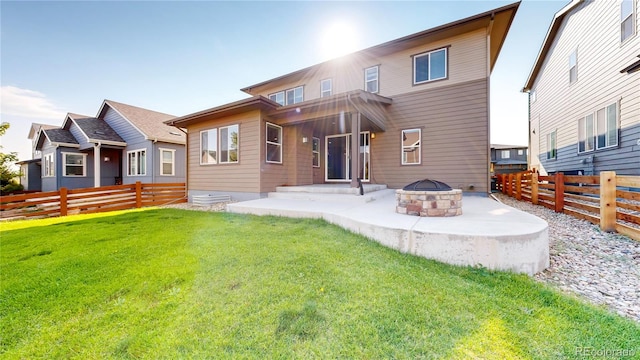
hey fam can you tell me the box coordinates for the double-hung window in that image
[401,129,421,165]
[312,137,320,167]
[321,79,332,98]
[43,153,54,177]
[127,149,146,176]
[621,0,635,42]
[286,86,304,105]
[63,152,86,176]
[365,66,379,93]
[578,114,595,153]
[269,91,285,106]
[200,125,239,165]
[266,123,282,164]
[546,131,557,160]
[501,150,510,159]
[569,50,578,84]
[596,103,618,149]
[413,47,447,84]
[160,148,175,176]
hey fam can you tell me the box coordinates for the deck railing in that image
[495,171,640,242]
[0,182,186,220]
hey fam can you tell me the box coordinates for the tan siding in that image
[187,111,261,192]
[371,78,489,192]
[252,29,488,102]
[530,0,640,175]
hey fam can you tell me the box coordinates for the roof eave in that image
[166,96,279,127]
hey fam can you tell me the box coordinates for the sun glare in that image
[320,21,358,60]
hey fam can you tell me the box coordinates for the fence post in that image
[501,175,507,194]
[59,187,68,216]
[600,171,616,232]
[136,181,142,208]
[516,173,522,201]
[554,172,564,213]
[531,172,539,205]
[506,174,512,196]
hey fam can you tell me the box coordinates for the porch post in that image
[350,112,361,188]
[94,144,101,188]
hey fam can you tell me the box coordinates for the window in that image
[501,150,510,159]
[321,79,332,98]
[401,129,421,165]
[413,47,447,84]
[569,50,577,84]
[43,153,54,177]
[312,137,320,167]
[596,103,618,149]
[127,149,146,176]
[201,129,217,164]
[63,152,86,176]
[518,149,524,156]
[269,91,285,106]
[266,123,282,164]
[546,131,557,160]
[160,148,175,176]
[200,125,239,165]
[285,86,304,105]
[365,66,379,93]
[578,114,595,153]
[621,0,635,42]
[220,125,239,163]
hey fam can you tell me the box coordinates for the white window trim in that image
[517,149,524,156]
[501,150,511,159]
[127,148,147,176]
[219,124,240,164]
[312,137,320,168]
[268,91,285,106]
[62,152,86,177]
[547,130,557,160]
[266,122,283,164]
[413,47,448,85]
[596,103,619,150]
[401,128,421,165]
[621,0,636,43]
[321,79,332,98]
[285,86,304,105]
[43,153,55,177]
[569,49,578,84]
[159,148,176,176]
[578,114,595,154]
[365,66,379,93]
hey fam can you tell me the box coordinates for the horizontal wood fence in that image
[0,182,186,220]
[495,171,640,242]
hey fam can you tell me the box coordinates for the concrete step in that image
[275,184,388,195]
[268,189,396,203]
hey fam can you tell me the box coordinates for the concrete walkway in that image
[227,189,549,275]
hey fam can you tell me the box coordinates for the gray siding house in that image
[27,100,186,192]
[523,0,640,176]
[490,144,528,175]
[17,123,57,191]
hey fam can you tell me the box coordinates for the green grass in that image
[1,209,638,359]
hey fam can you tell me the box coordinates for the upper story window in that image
[365,66,379,93]
[127,149,146,176]
[621,0,635,42]
[266,123,282,164]
[569,50,577,84]
[413,47,447,84]
[501,150,510,159]
[321,79,332,98]
[286,86,304,105]
[43,153,54,177]
[268,92,285,106]
[546,130,557,160]
[401,128,421,165]
[160,148,175,176]
[518,149,524,156]
[63,152,86,177]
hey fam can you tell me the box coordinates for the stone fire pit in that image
[396,179,462,217]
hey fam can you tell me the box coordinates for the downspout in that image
[152,138,157,184]
[94,142,102,188]
[486,13,494,195]
[175,127,189,202]
[54,144,60,190]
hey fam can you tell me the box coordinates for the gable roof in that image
[68,114,126,145]
[523,0,582,91]
[97,100,185,144]
[35,128,79,150]
[242,1,520,95]
[28,123,57,140]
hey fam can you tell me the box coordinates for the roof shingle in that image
[104,100,185,144]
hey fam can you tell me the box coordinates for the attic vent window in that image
[170,131,181,136]
[94,130,105,135]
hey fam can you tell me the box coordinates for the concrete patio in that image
[227,185,549,275]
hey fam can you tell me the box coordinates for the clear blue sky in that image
[1,0,566,162]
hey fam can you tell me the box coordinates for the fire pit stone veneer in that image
[396,179,462,217]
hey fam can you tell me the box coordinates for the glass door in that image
[325,132,370,182]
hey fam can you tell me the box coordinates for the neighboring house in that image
[16,123,57,191]
[490,144,528,175]
[523,0,640,176]
[25,100,186,192]
[166,3,519,201]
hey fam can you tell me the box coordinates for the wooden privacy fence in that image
[0,182,186,220]
[495,171,640,241]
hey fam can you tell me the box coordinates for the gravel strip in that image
[493,193,640,322]
[160,202,231,212]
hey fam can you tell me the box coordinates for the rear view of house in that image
[167,3,520,201]
[524,0,639,176]
[22,100,186,192]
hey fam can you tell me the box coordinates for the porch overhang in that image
[266,90,392,132]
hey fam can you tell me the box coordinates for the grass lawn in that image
[1,209,639,359]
